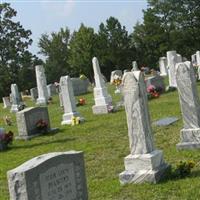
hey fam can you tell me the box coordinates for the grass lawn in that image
[1,82,200,200]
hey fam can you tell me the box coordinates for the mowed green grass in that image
[1,82,200,200]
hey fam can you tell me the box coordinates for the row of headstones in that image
[7,60,199,200]
[159,50,200,87]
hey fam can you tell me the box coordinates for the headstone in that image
[191,54,197,66]
[47,84,57,98]
[145,75,165,92]
[119,71,169,184]
[131,61,138,71]
[110,70,123,83]
[196,51,200,80]
[176,61,200,149]
[35,65,48,105]
[159,57,168,76]
[176,54,182,63]
[16,107,51,140]
[196,51,200,66]
[92,57,113,114]
[167,50,178,88]
[153,117,179,126]
[10,84,22,113]
[59,92,63,107]
[60,76,84,125]
[30,87,38,101]
[2,97,11,108]
[71,78,90,96]
[7,151,88,200]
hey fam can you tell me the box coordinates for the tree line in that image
[1,0,200,98]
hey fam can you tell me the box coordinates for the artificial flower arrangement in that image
[147,84,160,99]
[77,98,86,106]
[71,116,80,126]
[0,129,14,151]
[36,119,48,132]
[112,75,122,94]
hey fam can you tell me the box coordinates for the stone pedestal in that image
[177,128,200,149]
[119,150,170,184]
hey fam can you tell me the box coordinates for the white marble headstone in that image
[92,57,112,114]
[176,61,200,149]
[60,75,84,125]
[119,71,169,184]
[159,57,168,76]
[35,65,48,105]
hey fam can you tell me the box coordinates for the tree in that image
[68,24,97,80]
[0,3,41,98]
[132,0,200,68]
[38,27,70,83]
[97,17,134,78]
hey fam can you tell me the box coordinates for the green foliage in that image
[68,24,97,80]
[38,27,70,83]
[0,3,41,98]
[97,17,134,78]
[132,0,200,68]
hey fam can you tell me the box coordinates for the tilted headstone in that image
[10,84,23,113]
[110,70,123,84]
[176,61,200,149]
[92,57,112,114]
[167,50,178,88]
[16,107,51,140]
[159,57,168,76]
[60,76,84,125]
[131,61,138,71]
[7,151,88,200]
[35,65,48,105]
[30,87,38,101]
[2,97,11,108]
[119,71,169,184]
[71,78,90,96]
[145,75,165,92]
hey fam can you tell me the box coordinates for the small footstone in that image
[152,117,179,126]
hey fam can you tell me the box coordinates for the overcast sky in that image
[4,0,147,57]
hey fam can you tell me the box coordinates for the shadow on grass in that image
[12,137,76,150]
[159,168,200,184]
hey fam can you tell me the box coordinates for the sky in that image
[3,0,148,58]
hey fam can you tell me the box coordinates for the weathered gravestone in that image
[119,71,169,184]
[92,57,112,114]
[131,61,138,71]
[60,76,84,125]
[47,84,57,98]
[71,78,90,96]
[16,107,51,140]
[30,87,38,101]
[167,51,178,88]
[2,97,11,108]
[35,65,48,105]
[176,61,200,149]
[159,57,168,76]
[7,151,88,200]
[110,70,123,83]
[145,75,165,92]
[10,84,24,113]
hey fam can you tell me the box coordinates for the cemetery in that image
[1,1,200,200]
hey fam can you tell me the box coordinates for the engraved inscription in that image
[39,163,77,200]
